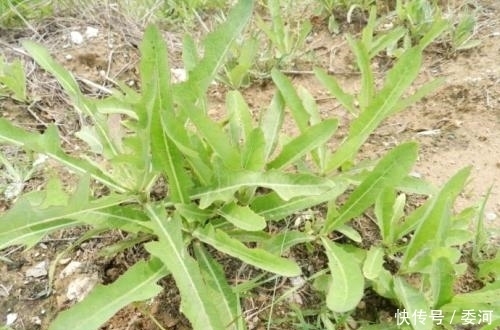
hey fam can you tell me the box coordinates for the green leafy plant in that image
[449,12,480,51]
[219,35,259,88]
[0,0,52,27]
[0,151,46,201]
[0,56,27,102]
[255,0,312,65]
[316,0,376,34]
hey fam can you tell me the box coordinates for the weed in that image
[0,56,27,102]
[256,0,312,66]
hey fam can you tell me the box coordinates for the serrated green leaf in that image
[140,25,193,203]
[336,224,362,243]
[375,188,395,244]
[369,27,407,58]
[241,128,265,170]
[430,257,454,308]
[0,120,124,192]
[176,203,213,224]
[194,225,301,277]
[363,246,384,280]
[260,230,314,254]
[393,277,432,330]
[194,170,335,208]
[251,180,349,221]
[260,92,284,161]
[418,18,449,51]
[327,47,422,172]
[0,176,131,249]
[218,201,266,231]
[227,90,254,146]
[271,69,310,133]
[321,238,364,313]
[349,36,374,109]
[75,125,103,154]
[145,206,225,330]
[323,142,418,234]
[49,259,168,330]
[179,0,253,98]
[22,41,117,157]
[0,57,26,102]
[401,167,471,271]
[391,78,444,116]
[193,243,244,330]
[267,119,337,170]
[478,252,500,280]
[314,68,355,115]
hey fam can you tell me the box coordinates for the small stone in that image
[59,261,82,279]
[171,68,187,83]
[25,261,48,278]
[31,316,42,325]
[66,275,98,302]
[6,313,18,326]
[58,257,72,265]
[85,26,99,38]
[70,31,84,44]
[485,212,497,222]
[290,276,306,288]
[65,54,73,60]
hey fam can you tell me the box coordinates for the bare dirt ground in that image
[0,1,499,329]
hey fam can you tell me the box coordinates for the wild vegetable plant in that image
[255,0,312,66]
[0,56,27,102]
[0,1,497,330]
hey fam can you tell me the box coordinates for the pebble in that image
[6,313,17,326]
[485,212,497,222]
[66,275,98,302]
[70,31,84,44]
[25,261,48,278]
[59,261,82,279]
[85,26,99,38]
